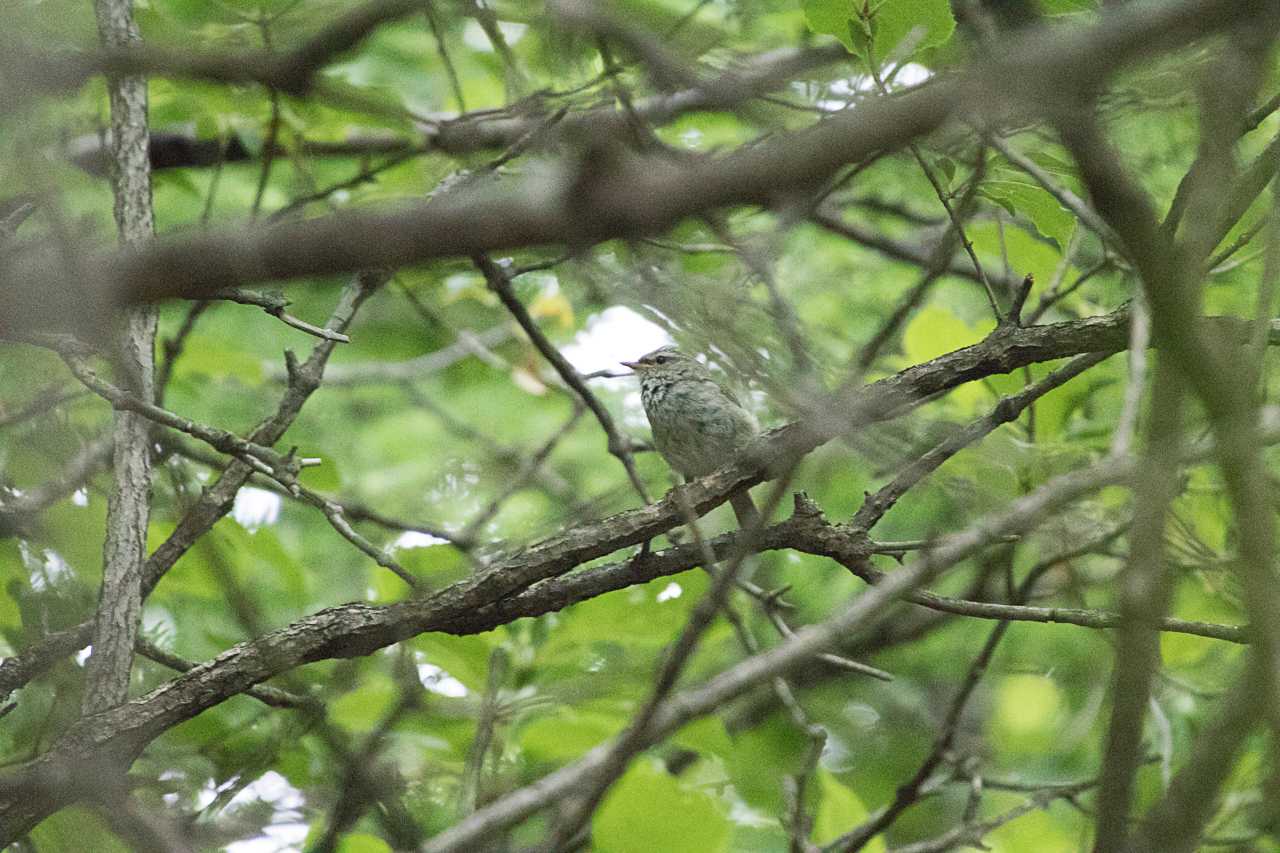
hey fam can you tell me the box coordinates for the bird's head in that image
[621,345,704,379]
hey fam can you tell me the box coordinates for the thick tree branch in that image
[2,307,1275,705]
[1061,106,1280,749]
[82,0,157,716]
[416,447,1184,852]
[0,0,1256,333]
[3,314,1275,840]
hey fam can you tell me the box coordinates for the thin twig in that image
[267,150,423,222]
[211,287,352,342]
[868,59,1000,320]
[135,636,314,710]
[852,351,1110,530]
[58,351,291,473]
[425,2,465,111]
[989,133,1116,247]
[0,386,89,429]
[459,403,586,543]
[475,252,652,504]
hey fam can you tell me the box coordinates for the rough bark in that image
[81,0,157,715]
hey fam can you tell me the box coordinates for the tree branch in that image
[0,0,1255,332]
[4,313,1275,841]
[0,273,383,703]
[476,252,651,503]
[82,0,158,716]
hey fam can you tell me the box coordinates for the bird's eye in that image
[654,355,669,364]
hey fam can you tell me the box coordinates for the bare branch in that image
[1061,103,1280,745]
[310,324,511,385]
[417,450,1171,851]
[0,273,382,703]
[476,252,652,503]
[2,0,432,100]
[852,350,1110,530]
[1090,363,1183,852]
[210,288,351,342]
[2,305,1272,704]
[0,0,1254,331]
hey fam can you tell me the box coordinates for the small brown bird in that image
[622,345,760,526]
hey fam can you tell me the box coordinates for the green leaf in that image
[37,500,107,585]
[297,453,342,493]
[803,0,858,51]
[670,716,733,760]
[727,717,812,813]
[369,556,413,603]
[968,221,1071,300]
[936,156,957,186]
[153,169,202,198]
[594,758,731,853]
[1039,0,1097,14]
[899,306,989,410]
[985,798,1078,850]
[171,332,265,386]
[989,673,1066,753]
[0,541,24,634]
[980,180,1077,248]
[901,305,984,364]
[337,833,393,853]
[30,807,131,853]
[396,543,469,587]
[331,673,398,733]
[413,633,497,692]
[812,770,884,850]
[521,706,625,761]
[873,0,956,59]
[535,571,709,668]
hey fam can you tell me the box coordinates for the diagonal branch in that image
[476,252,652,503]
[59,350,293,474]
[0,0,1256,332]
[0,408,1269,842]
[209,287,351,341]
[3,307,1280,838]
[852,350,1111,530]
[0,272,384,703]
[1060,106,1280,750]
[1,306,1274,703]
[1091,362,1184,852]
[416,445,1181,852]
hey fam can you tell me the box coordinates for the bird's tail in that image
[730,491,760,528]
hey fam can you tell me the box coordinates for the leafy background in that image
[1,0,1273,850]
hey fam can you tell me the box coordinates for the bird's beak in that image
[620,360,642,372]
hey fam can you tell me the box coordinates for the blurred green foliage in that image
[1,0,1274,849]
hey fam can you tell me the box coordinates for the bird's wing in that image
[705,375,745,408]
[700,376,758,434]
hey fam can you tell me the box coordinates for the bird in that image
[622,345,760,526]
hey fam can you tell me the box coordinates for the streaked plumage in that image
[622,345,759,524]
